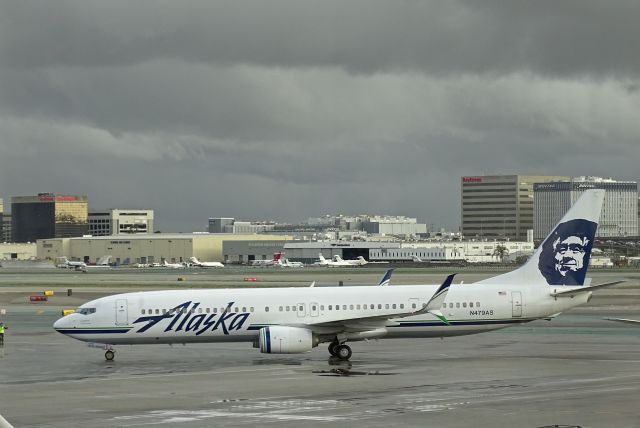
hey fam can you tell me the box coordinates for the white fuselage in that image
[53,283,589,346]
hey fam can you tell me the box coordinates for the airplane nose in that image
[53,315,72,332]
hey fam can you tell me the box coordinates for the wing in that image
[604,318,640,325]
[300,274,455,334]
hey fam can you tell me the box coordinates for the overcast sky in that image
[1,1,638,232]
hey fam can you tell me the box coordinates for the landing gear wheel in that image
[105,350,115,361]
[328,342,339,357]
[336,344,352,361]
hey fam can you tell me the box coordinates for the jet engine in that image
[258,326,317,354]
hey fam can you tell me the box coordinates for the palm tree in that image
[493,245,509,263]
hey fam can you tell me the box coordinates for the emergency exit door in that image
[511,292,522,317]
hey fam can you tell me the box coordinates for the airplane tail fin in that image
[477,189,604,287]
[273,252,282,262]
[318,253,326,262]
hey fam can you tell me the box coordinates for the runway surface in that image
[1,268,639,428]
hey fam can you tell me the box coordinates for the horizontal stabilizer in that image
[550,280,626,297]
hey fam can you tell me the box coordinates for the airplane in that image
[337,255,369,266]
[251,252,283,267]
[84,255,113,270]
[314,253,352,267]
[189,257,224,268]
[54,190,624,362]
[276,258,304,268]
[55,256,87,271]
[163,260,185,269]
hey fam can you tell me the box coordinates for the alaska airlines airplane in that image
[54,190,622,362]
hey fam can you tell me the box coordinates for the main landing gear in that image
[104,345,116,361]
[328,341,352,361]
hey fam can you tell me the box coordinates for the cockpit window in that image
[77,308,96,315]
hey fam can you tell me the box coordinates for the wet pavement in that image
[0,269,639,427]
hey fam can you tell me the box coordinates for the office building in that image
[208,218,275,234]
[461,175,569,241]
[89,209,154,236]
[534,176,638,239]
[11,193,88,243]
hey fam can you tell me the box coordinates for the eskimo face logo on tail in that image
[538,219,597,285]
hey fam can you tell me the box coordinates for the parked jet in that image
[277,258,304,268]
[314,253,352,267]
[54,190,623,362]
[189,257,224,268]
[251,252,283,267]
[336,255,369,266]
[163,260,185,269]
[55,256,87,270]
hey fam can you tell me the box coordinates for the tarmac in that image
[1,267,639,428]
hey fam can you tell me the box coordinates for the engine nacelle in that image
[258,326,316,354]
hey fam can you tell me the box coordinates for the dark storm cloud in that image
[0,1,639,231]
[2,0,640,78]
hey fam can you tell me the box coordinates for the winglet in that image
[378,268,394,286]
[412,273,455,323]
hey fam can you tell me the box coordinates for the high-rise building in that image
[461,175,569,241]
[11,193,88,243]
[534,176,638,239]
[88,209,154,236]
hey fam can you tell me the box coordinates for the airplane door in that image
[310,302,319,317]
[115,299,128,325]
[297,303,306,318]
[511,292,522,318]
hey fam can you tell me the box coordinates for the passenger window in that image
[442,303,446,308]
[198,308,202,314]
[155,309,160,314]
[392,304,397,309]
[476,302,480,307]
[400,304,404,309]
[299,306,303,311]
[328,305,332,310]
[265,307,270,312]
[279,306,283,312]
[213,307,217,313]
[242,307,246,312]
[449,303,453,308]
[250,307,254,312]
[463,302,467,308]
[312,305,317,311]
[162,309,167,314]
[378,304,382,309]
[456,303,460,308]
[335,305,339,311]
[286,306,290,312]
[370,304,374,309]
[141,309,145,314]
[356,305,361,310]
[319,305,324,311]
[469,302,473,308]
[205,308,210,313]
[349,305,354,310]
[148,309,152,314]
[412,303,417,309]
[385,304,390,309]
[342,305,347,310]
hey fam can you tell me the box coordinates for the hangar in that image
[37,233,290,265]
